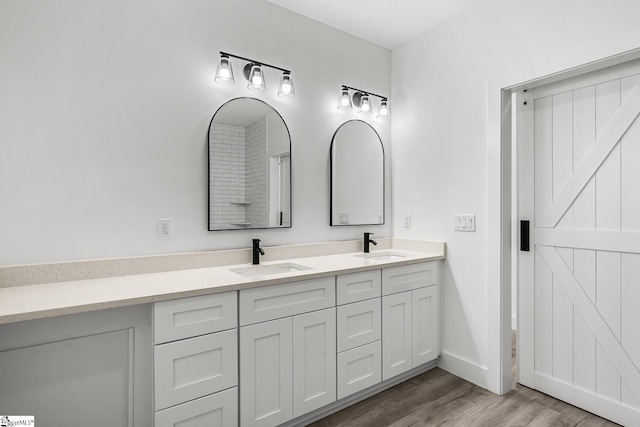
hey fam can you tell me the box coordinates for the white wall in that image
[0,0,391,266]
[391,0,640,392]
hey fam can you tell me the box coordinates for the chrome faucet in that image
[364,232,377,253]
[252,239,265,265]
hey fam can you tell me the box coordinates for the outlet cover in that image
[403,214,411,228]
[339,212,350,224]
[158,218,171,239]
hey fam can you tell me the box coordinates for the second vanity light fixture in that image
[338,85,389,118]
[215,51,295,98]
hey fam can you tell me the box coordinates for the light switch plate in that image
[453,214,475,232]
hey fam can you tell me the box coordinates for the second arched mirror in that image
[208,98,291,230]
[330,120,384,226]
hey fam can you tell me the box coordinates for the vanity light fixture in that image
[215,51,295,98]
[337,85,389,118]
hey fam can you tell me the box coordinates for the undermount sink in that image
[354,251,408,261]
[230,262,312,278]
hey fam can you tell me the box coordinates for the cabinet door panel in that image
[382,292,413,380]
[154,387,237,427]
[336,270,381,305]
[293,308,337,417]
[240,318,293,427]
[240,277,335,326]
[382,262,438,296]
[337,299,381,352]
[337,341,381,399]
[412,286,440,366]
[154,291,237,344]
[154,329,238,411]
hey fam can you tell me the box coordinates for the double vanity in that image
[0,240,444,427]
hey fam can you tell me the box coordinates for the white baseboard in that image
[438,350,489,390]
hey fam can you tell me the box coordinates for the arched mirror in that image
[208,98,291,230]
[330,120,384,226]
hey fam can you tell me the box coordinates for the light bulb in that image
[214,54,234,84]
[358,94,371,115]
[278,72,295,98]
[247,64,266,91]
[377,99,389,118]
[337,88,352,110]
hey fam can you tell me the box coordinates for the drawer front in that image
[336,299,381,352]
[154,329,238,411]
[154,387,238,427]
[382,262,438,296]
[239,276,336,326]
[337,340,381,400]
[154,291,237,344]
[336,270,381,305]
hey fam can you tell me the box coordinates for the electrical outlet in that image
[339,212,350,224]
[158,218,171,239]
[453,214,476,232]
[404,214,411,228]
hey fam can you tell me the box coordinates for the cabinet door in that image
[154,329,238,411]
[412,286,440,367]
[382,291,412,380]
[292,308,336,417]
[240,317,293,427]
[154,387,237,427]
[336,298,381,352]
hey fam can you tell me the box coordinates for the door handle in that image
[520,220,530,251]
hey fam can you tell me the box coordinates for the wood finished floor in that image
[310,334,620,427]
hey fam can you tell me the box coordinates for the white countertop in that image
[0,248,444,325]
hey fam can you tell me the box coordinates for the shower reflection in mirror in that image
[208,98,291,230]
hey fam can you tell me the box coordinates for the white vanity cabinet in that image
[153,291,238,427]
[239,277,336,427]
[382,262,440,380]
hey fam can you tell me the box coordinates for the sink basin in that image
[354,251,408,261]
[231,262,312,278]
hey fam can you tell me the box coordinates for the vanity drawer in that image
[154,387,238,427]
[239,276,336,326]
[336,270,381,305]
[154,291,237,344]
[337,340,381,400]
[154,329,238,411]
[382,262,438,296]
[336,298,381,352]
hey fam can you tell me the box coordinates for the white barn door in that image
[517,59,640,426]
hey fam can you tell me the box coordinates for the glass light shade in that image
[377,99,389,118]
[358,94,372,115]
[214,55,234,84]
[278,72,295,98]
[337,89,352,110]
[247,64,266,91]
